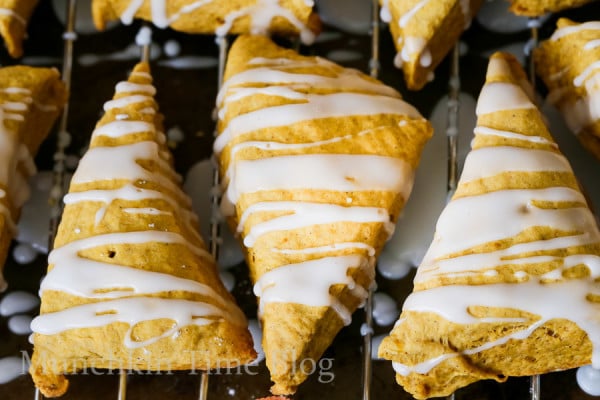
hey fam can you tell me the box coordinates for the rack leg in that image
[530,374,541,400]
[446,44,460,197]
[118,370,127,400]
[526,17,542,400]
[360,2,381,400]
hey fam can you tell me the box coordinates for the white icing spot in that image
[360,322,374,336]
[0,357,24,384]
[577,365,600,396]
[227,387,236,396]
[8,314,33,335]
[371,334,387,360]
[372,292,399,326]
[219,271,235,292]
[135,26,153,47]
[247,319,265,365]
[163,39,181,57]
[167,126,185,143]
[0,291,39,317]
[12,243,37,265]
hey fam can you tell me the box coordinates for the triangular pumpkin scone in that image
[379,52,600,399]
[0,0,39,58]
[0,66,67,291]
[29,63,256,398]
[534,19,600,160]
[92,0,319,44]
[380,0,483,90]
[215,34,433,395]
[509,0,596,16]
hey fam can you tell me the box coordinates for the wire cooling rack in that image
[0,0,592,399]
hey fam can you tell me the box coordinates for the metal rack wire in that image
[34,1,554,399]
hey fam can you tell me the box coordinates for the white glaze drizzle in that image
[459,146,571,182]
[476,82,536,115]
[40,233,227,305]
[473,126,555,146]
[224,154,413,213]
[399,0,429,28]
[33,70,241,348]
[214,92,419,153]
[32,297,228,349]
[219,51,423,323]
[574,60,600,87]
[237,201,394,247]
[253,255,372,325]
[584,39,600,51]
[0,8,25,25]
[272,242,376,257]
[390,55,600,377]
[119,0,315,44]
[104,94,152,111]
[550,21,600,41]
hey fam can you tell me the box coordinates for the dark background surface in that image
[1,0,600,399]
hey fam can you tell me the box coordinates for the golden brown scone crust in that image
[509,0,596,16]
[217,34,432,394]
[534,18,600,160]
[382,0,483,90]
[0,0,38,58]
[30,63,255,398]
[0,66,66,290]
[379,52,600,398]
[92,0,320,40]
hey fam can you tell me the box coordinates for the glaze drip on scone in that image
[379,53,600,399]
[31,67,246,349]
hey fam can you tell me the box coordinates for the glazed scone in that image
[0,66,67,291]
[378,52,600,399]
[534,19,600,160]
[29,63,256,398]
[509,0,596,16]
[380,0,483,90]
[92,0,319,44]
[215,34,433,395]
[0,0,38,58]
